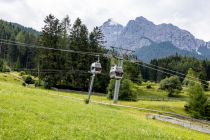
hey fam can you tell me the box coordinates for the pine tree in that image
[68,18,90,89]
[40,14,62,88]
[184,68,209,119]
[88,27,110,92]
[183,68,198,86]
[186,81,209,119]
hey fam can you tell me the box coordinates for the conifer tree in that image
[40,14,62,88]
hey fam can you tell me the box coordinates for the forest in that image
[1,15,210,93]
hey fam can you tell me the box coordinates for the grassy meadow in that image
[0,72,209,139]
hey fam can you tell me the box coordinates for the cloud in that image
[0,0,210,41]
[0,0,18,3]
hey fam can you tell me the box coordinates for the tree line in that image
[0,14,142,93]
[140,55,209,90]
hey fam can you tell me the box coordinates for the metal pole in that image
[113,79,121,103]
[113,58,123,104]
[87,73,95,103]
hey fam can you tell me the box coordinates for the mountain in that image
[11,22,40,36]
[100,16,210,62]
[135,42,204,63]
[100,18,123,47]
[0,19,40,39]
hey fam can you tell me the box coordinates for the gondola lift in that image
[110,65,124,80]
[90,61,102,74]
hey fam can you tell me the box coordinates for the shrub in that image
[107,79,138,101]
[22,82,26,87]
[23,75,35,85]
[35,80,43,87]
[146,85,152,89]
[43,76,54,89]
[84,99,90,104]
[160,76,182,97]
[19,71,26,76]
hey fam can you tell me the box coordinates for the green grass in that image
[136,82,189,100]
[0,73,210,139]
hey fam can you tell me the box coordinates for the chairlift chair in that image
[110,65,124,80]
[90,62,102,74]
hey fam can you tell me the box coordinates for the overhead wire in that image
[142,61,207,83]
[0,38,105,57]
[131,60,209,87]
[0,38,209,87]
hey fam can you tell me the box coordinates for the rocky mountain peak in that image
[102,18,123,27]
[100,16,210,61]
[135,16,154,25]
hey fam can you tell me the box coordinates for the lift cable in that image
[141,61,206,83]
[0,38,209,87]
[0,39,105,57]
[131,60,209,87]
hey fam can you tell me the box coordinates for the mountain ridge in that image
[100,16,210,62]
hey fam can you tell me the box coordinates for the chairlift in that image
[90,62,102,74]
[110,65,124,80]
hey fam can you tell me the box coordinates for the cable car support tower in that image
[87,55,102,104]
[110,46,135,104]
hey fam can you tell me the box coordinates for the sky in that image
[0,0,210,41]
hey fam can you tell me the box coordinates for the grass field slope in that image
[0,73,209,139]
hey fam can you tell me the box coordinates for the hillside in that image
[135,42,204,62]
[0,19,40,38]
[0,73,210,139]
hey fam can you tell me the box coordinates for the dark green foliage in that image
[19,71,26,76]
[0,59,3,71]
[0,19,38,70]
[22,82,26,87]
[35,80,42,87]
[160,76,182,97]
[43,76,54,89]
[185,82,209,120]
[124,61,142,84]
[84,99,90,104]
[107,79,138,101]
[37,15,110,92]
[183,68,198,86]
[39,14,63,88]
[146,85,152,89]
[23,75,35,85]
[141,55,209,90]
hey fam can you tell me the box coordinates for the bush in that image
[107,79,138,101]
[84,99,90,104]
[43,76,54,89]
[19,71,26,76]
[22,82,26,87]
[160,76,182,97]
[146,85,152,89]
[35,80,42,87]
[23,75,35,85]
